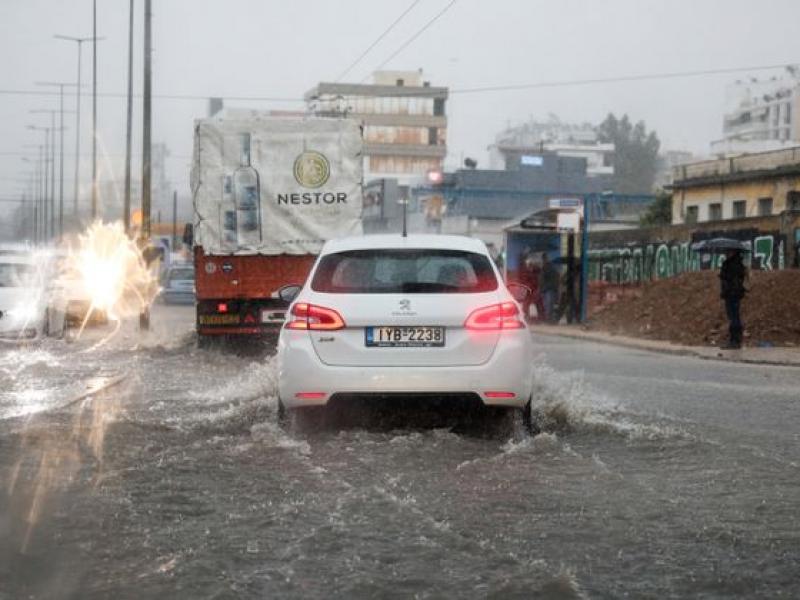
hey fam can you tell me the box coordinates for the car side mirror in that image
[278,284,301,304]
[507,283,531,303]
[182,223,194,247]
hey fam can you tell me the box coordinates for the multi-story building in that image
[670,146,800,224]
[712,67,800,153]
[488,116,614,177]
[305,70,447,195]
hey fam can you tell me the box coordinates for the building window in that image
[758,197,773,216]
[788,190,800,210]
[686,206,699,224]
[786,102,792,125]
[709,203,722,221]
[732,200,747,219]
[428,127,437,145]
[433,98,445,116]
[396,78,404,87]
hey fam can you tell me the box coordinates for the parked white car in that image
[0,253,48,340]
[277,234,535,426]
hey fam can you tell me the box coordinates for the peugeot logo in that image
[399,299,411,311]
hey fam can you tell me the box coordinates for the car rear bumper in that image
[162,290,195,305]
[278,329,534,410]
[0,326,38,340]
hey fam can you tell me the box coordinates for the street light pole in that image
[30,110,69,241]
[28,126,51,242]
[37,82,79,239]
[54,34,104,224]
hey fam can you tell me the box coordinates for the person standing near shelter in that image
[719,248,747,349]
[539,252,560,323]
[518,249,541,322]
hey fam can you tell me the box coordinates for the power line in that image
[335,0,422,82]
[450,63,796,94]
[0,88,300,103]
[0,62,793,107]
[0,151,192,159]
[365,0,459,80]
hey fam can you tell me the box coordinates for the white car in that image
[0,253,48,340]
[277,234,535,426]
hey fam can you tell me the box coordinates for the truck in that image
[189,113,363,342]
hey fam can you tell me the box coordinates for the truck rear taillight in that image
[217,302,228,313]
[464,302,525,331]
[286,303,345,331]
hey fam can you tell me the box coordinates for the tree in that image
[596,113,661,195]
[639,190,673,226]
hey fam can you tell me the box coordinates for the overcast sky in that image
[1,0,799,230]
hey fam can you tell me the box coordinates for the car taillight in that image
[484,391,516,399]
[285,302,345,331]
[464,302,524,330]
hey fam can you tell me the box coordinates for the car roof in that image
[0,253,36,265]
[321,234,489,255]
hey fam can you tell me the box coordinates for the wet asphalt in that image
[1,305,799,599]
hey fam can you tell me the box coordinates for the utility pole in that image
[91,0,98,220]
[140,0,153,331]
[124,0,135,234]
[54,34,104,223]
[142,0,152,241]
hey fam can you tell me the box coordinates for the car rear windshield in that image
[0,263,36,287]
[169,268,194,282]
[311,249,498,294]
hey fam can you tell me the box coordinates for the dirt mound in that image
[588,270,800,347]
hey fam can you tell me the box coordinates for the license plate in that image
[366,326,445,347]
[199,314,241,325]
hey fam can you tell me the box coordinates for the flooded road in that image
[1,307,799,599]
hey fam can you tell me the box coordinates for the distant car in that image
[0,253,47,340]
[160,264,195,305]
[46,253,108,330]
[277,234,535,425]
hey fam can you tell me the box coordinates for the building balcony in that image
[363,143,447,158]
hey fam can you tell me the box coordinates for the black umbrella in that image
[691,238,750,253]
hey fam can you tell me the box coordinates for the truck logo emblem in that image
[205,261,217,274]
[293,151,330,189]
[399,299,411,311]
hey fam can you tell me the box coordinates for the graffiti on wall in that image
[589,230,786,284]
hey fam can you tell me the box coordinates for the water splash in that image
[60,221,160,345]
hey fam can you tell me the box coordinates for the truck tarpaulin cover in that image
[191,115,363,255]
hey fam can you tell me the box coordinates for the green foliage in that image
[639,190,673,226]
[597,113,661,195]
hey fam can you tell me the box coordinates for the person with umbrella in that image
[692,237,751,349]
[719,247,748,349]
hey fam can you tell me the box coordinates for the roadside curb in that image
[529,325,800,368]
